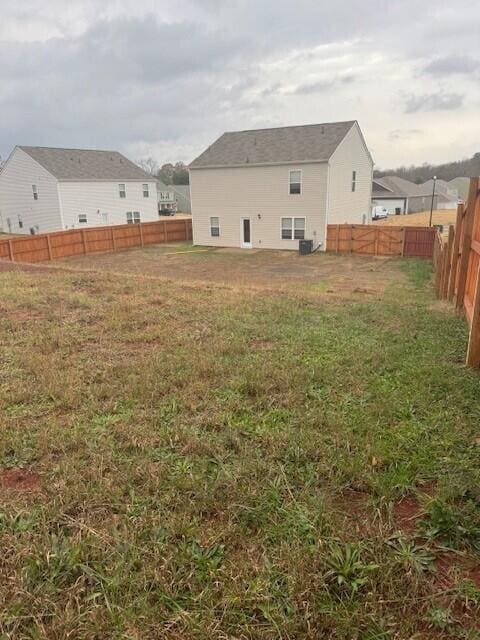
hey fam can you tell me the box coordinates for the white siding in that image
[58,181,159,228]
[190,163,328,250]
[372,198,406,215]
[327,123,373,225]
[0,147,62,234]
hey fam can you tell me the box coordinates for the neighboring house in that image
[156,181,191,214]
[189,120,373,250]
[420,179,458,210]
[372,176,440,215]
[172,184,191,213]
[0,146,158,235]
[448,177,470,202]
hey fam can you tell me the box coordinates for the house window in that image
[126,211,141,224]
[32,185,38,200]
[351,171,357,192]
[143,184,149,197]
[281,217,305,240]
[78,213,88,224]
[289,170,302,195]
[18,215,24,229]
[119,183,126,198]
[210,217,220,237]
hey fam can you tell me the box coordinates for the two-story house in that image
[189,121,373,250]
[0,146,158,234]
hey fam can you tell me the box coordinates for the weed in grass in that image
[387,535,435,577]
[324,541,379,597]
[421,497,480,550]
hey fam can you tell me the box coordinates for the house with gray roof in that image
[372,176,441,215]
[189,120,373,250]
[157,180,191,214]
[0,146,158,234]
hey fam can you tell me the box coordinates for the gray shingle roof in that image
[189,121,357,169]
[19,146,152,181]
[372,176,433,198]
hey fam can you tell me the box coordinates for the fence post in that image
[139,222,144,247]
[184,218,188,241]
[441,225,454,298]
[466,261,480,367]
[164,220,168,243]
[8,239,15,262]
[111,226,116,250]
[81,229,87,254]
[401,227,406,256]
[349,226,354,253]
[448,204,463,301]
[374,227,379,256]
[46,234,52,260]
[456,177,479,311]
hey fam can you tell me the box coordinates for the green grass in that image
[0,257,479,639]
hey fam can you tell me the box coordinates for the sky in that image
[1,0,479,170]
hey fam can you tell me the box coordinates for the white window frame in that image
[210,216,220,237]
[119,183,126,198]
[126,211,141,224]
[289,170,302,195]
[351,171,357,192]
[142,183,149,198]
[32,184,38,200]
[281,217,306,240]
[78,213,88,224]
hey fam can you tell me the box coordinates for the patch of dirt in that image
[394,495,424,533]
[0,468,41,491]
[434,552,480,590]
[393,483,435,534]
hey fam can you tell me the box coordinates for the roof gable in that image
[19,146,152,181]
[189,121,356,169]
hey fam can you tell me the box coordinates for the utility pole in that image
[429,176,437,227]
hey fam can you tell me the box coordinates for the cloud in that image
[404,91,464,113]
[423,55,478,76]
[1,1,480,168]
[293,75,355,95]
[389,129,424,141]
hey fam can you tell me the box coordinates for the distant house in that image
[420,179,458,209]
[448,177,470,202]
[157,181,191,214]
[0,146,158,234]
[189,120,373,250]
[372,176,440,215]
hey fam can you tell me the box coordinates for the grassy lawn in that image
[1,252,480,639]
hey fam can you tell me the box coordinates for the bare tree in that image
[137,157,159,176]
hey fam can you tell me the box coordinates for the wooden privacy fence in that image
[0,218,193,264]
[433,177,480,367]
[326,224,435,257]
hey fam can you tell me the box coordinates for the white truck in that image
[372,205,388,220]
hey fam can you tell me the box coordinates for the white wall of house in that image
[372,198,407,215]
[327,123,373,225]
[0,147,62,234]
[58,180,159,228]
[190,162,328,250]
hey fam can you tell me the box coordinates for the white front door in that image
[241,217,252,248]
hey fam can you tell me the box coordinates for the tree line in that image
[374,152,480,184]
[137,158,189,185]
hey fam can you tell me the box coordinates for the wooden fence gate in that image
[433,177,480,367]
[327,224,435,257]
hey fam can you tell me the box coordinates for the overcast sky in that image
[1,0,479,169]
